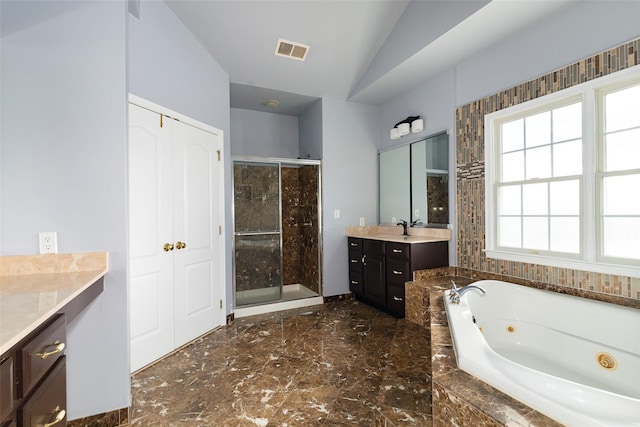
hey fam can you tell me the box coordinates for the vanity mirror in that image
[379,131,449,226]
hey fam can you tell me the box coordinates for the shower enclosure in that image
[233,158,322,312]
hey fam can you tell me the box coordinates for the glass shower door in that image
[233,162,283,306]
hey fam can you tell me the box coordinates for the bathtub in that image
[444,280,640,427]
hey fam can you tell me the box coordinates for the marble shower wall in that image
[456,38,640,301]
[281,165,320,294]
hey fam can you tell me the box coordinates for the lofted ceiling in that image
[165,0,575,116]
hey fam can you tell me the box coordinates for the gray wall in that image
[321,98,380,296]
[0,1,129,418]
[299,100,323,160]
[128,0,233,314]
[230,108,299,158]
[377,0,640,267]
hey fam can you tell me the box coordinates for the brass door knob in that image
[163,243,174,251]
[176,241,187,250]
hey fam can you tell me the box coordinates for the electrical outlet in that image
[391,216,397,223]
[39,232,58,254]
[334,209,340,219]
[359,217,365,227]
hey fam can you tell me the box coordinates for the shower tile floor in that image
[130,300,432,426]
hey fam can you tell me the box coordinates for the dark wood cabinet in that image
[348,237,448,317]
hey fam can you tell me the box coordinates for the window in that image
[485,66,640,277]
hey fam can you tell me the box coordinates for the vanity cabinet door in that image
[362,240,386,306]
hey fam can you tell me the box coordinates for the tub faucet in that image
[397,220,408,236]
[449,280,486,304]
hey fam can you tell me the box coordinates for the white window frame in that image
[485,65,640,278]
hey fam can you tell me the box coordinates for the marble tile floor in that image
[129,300,433,426]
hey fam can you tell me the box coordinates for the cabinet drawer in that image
[348,250,362,272]
[1,356,14,422]
[386,242,409,260]
[386,284,405,317]
[349,271,363,296]
[386,259,410,285]
[20,315,66,397]
[347,237,362,251]
[20,357,66,427]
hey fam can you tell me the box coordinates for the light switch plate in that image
[359,217,365,226]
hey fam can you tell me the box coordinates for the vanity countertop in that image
[345,225,451,244]
[0,252,108,354]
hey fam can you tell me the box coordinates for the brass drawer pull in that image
[43,407,66,427]
[392,249,402,253]
[351,280,359,285]
[350,242,358,247]
[176,241,187,249]
[392,270,403,275]
[37,341,65,360]
[163,243,174,251]
[393,296,403,301]
[350,259,358,263]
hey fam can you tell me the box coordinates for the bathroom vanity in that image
[0,252,107,427]
[346,227,449,317]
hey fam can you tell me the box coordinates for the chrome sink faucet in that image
[449,280,486,304]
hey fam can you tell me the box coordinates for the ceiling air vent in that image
[275,38,309,61]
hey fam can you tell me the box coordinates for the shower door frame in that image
[232,156,323,309]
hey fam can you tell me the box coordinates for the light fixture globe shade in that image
[411,118,424,133]
[390,128,401,140]
[398,122,410,136]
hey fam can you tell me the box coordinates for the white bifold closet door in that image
[128,102,224,373]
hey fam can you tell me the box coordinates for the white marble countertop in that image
[0,252,108,354]
[345,225,451,244]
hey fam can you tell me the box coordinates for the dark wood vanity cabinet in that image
[1,314,67,427]
[348,237,448,317]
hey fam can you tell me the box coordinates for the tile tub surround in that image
[456,37,640,301]
[128,300,434,426]
[406,273,638,427]
[0,252,108,353]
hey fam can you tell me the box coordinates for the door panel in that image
[129,104,174,372]
[172,119,221,346]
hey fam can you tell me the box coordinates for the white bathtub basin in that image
[444,280,640,427]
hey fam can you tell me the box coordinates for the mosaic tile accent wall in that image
[456,38,640,301]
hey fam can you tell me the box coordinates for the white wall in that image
[321,98,380,296]
[230,108,299,158]
[128,0,233,313]
[0,1,129,418]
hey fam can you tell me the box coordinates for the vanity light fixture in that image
[389,116,424,140]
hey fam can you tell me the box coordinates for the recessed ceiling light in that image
[263,99,280,108]
[275,38,309,61]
